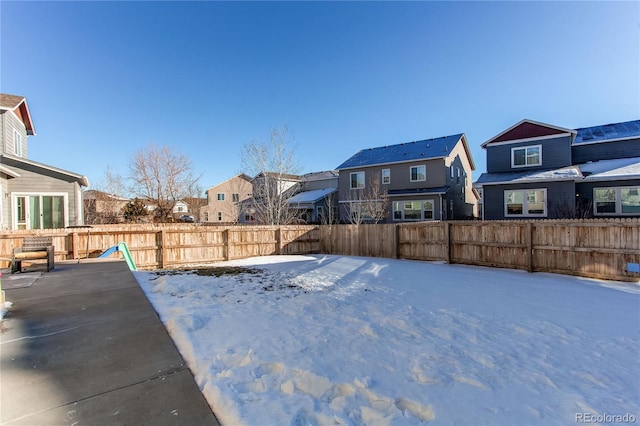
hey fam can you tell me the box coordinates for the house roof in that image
[288,188,337,204]
[573,120,640,144]
[336,134,466,170]
[253,172,301,181]
[0,93,36,135]
[83,190,130,201]
[475,166,583,186]
[1,154,89,186]
[301,170,338,182]
[481,119,575,148]
[579,156,640,181]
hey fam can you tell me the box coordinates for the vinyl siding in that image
[1,110,28,157]
[575,178,640,218]
[4,165,83,228]
[482,181,576,220]
[572,138,640,164]
[486,135,572,173]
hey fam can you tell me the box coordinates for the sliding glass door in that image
[14,194,66,229]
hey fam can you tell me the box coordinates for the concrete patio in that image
[0,260,220,425]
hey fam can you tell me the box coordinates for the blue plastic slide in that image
[98,242,137,271]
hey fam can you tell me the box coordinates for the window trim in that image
[13,129,23,157]
[350,171,365,189]
[381,168,390,185]
[504,188,547,217]
[511,145,542,168]
[409,165,426,182]
[594,186,640,216]
[392,199,435,221]
[217,193,225,201]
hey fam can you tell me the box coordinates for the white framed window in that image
[350,172,365,189]
[410,165,426,182]
[217,193,225,201]
[381,169,390,185]
[13,130,22,157]
[511,145,542,168]
[393,200,435,221]
[504,189,547,217]
[232,193,239,202]
[217,211,223,221]
[594,186,640,215]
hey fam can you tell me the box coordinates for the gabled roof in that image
[336,134,466,170]
[574,120,640,145]
[0,154,89,186]
[481,119,575,148]
[0,93,36,135]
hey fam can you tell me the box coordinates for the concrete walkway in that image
[1,260,220,426]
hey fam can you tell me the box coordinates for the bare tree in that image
[344,173,389,224]
[128,144,202,222]
[241,127,302,225]
[86,167,128,224]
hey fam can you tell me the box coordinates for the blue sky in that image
[1,1,638,194]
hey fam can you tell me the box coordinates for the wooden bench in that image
[11,236,55,273]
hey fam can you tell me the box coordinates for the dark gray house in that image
[0,94,88,230]
[475,119,640,219]
[336,134,477,223]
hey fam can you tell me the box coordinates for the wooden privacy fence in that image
[0,220,638,281]
[0,225,320,270]
[319,219,640,282]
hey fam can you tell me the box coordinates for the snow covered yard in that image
[135,255,640,425]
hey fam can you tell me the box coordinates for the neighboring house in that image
[335,134,477,223]
[0,94,88,230]
[83,190,129,224]
[240,172,301,224]
[474,119,640,220]
[201,174,253,223]
[288,171,339,223]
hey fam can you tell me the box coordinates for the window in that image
[350,172,365,189]
[217,193,225,201]
[382,169,390,185]
[204,212,209,221]
[393,200,435,221]
[14,130,22,157]
[217,211,223,221]
[504,189,547,217]
[511,145,541,167]
[594,187,640,215]
[410,165,426,182]
[232,193,239,202]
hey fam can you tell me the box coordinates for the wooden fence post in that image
[527,222,533,273]
[159,230,166,269]
[223,229,230,261]
[395,224,401,259]
[275,228,282,255]
[445,222,451,264]
[72,231,79,260]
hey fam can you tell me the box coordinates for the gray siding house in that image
[0,94,88,230]
[475,119,640,219]
[336,134,477,223]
